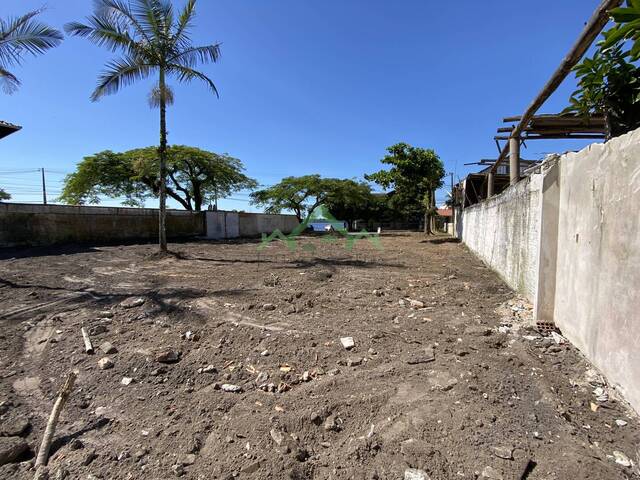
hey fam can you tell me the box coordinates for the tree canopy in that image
[0,189,10,201]
[60,145,256,211]
[366,143,445,233]
[250,175,374,223]
[0,8,62,94]
[565,1,640,138]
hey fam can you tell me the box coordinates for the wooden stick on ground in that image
[81,327,94,354]
[34,371,77,475]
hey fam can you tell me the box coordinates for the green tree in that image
[366,143,445,234]
[0,189,10,201]
[322,180,376,229]
[60,146,256,211]
[0,8,62,94]
[66,0,220,252]
[565,45,640,138]
[250,175,370,224]
[603,0,640,60]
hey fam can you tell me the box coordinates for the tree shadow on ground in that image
[420,237,460,244]
[49,417,110,457]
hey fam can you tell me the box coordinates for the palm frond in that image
[173,0,196,45]
[169,44,220,68]
[95,0,154,44]
[0,66,19,94]
[0,9,62,68]
[167,63,218,97]
[92,56,154,101]
[148,82,174,108]
[65,14,141,56]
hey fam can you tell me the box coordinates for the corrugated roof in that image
[0,120,22,140]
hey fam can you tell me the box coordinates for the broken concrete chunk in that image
[99,341,117,354]
[155,349,181,364]
[491,446,513,460]
[323,415,339,432]
[404,468,430,480]
[408,299,425,309]
[347,357,363,367]
[262,303,276,311]
[98,357,114,370]
[121,377,133,386]
[120,297,145,309]
[340,337,355,350]
[97,311,114,319]
[615,419,628,427]
[613,450,632,467]
[270,428,285,446]
[220,384,242,393]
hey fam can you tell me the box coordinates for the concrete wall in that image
[237,212,299,237]
[551,129,640,412]
[460,173,542,300]
[0,203,204,247]
[459,128,640,412]
[205,211,240,239]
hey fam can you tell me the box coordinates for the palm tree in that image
[66,0,221,252]
[0,8,63,93]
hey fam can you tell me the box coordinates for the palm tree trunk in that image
[158,68,168,252]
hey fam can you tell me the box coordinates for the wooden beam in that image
[491,0,623,174]
[494,134,606,140]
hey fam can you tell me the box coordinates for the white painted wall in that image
[459,128,640,413]
[553,129,640,412]
[460,173,542,301]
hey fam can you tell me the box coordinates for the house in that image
[0,120,21,140]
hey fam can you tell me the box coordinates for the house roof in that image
[0,121,22,140]
[437,208,452,217]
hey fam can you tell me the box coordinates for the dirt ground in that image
[0,232,638,480]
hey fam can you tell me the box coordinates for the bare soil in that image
[0,233,638,480]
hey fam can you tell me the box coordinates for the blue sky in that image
[1,0,605,211]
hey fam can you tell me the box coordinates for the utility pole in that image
[449,172,455,234]
[41,168,47,205]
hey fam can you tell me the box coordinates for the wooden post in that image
[81,327,94,354]
[34,372,77,472]
[509,136,520,185]
[487,172,494,197]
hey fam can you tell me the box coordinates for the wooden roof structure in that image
[495,113,606,142]
[0,121,22,140]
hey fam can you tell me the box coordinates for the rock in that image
[340,337,355,350]
[97,311,114,318]
[52,468,70,480]
[89,325,108,336]
[155,349,180,364]
[347,357,363,367]
[200,365,217,374]
[270,429,285,446]
[0,437,28,465]
[615,419,628,427]
[408,299,425,309]
[613,451,632,467]
[262,303,276,311]
[464,325,493,337]
[99,342,117,354]
[82,448,97,466]
[260,350,270,356]
[67,439,83,451]
[301,371,311,382]
[404,468,430,480]
[593,387,609,403]
[407,346,436,365]
[121,377,133,386]
[481,466,503,479]
[255,372,269,384]
[180,454,196,466]
[241,461,261,474]
[172,463,185,476]
[98,358,114,370]
[121,297,145,309]
[491,446,513,460]
[0,417,30,437]
[323,415,340,432]
[220,384,242,393]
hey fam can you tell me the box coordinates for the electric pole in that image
[41,168,47,205]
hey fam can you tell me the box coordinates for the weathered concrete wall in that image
[552,129,640,412]
[0,203,204,247]
[237,212,299,237]
[205,211,240,239]
[460,173,542,300]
